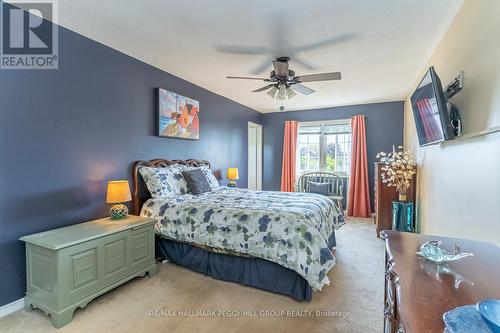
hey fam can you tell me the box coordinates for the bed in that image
[132,159,345,301]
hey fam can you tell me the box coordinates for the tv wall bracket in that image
[443,71,464,136]
[444,71,464,100]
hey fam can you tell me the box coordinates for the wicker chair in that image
[296,171,344,211]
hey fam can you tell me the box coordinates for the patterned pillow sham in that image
[200,167,220,189]
[163,164,190,195]
[138,167,176,198]
[141,164,218,197]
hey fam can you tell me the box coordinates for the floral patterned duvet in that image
[140,188,345,290]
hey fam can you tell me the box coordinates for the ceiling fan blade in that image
[226,76,270,81]
[292,83,315,95]
[250,60,273,75]
[295,72,342,83]
[292,57,317,71]
[216,45,270,55]
[252,84,275,93]
[294,34,356,53]
[273,60,289,77]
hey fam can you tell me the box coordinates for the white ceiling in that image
[47,0,462,112]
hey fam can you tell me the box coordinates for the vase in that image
[392,201,414,232]
[399,193,407,201]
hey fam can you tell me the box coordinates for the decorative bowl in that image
[477,299,500,333]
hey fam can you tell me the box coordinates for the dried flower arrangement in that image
[376,146,416,201]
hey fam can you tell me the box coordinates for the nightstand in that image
[20,215,157,328]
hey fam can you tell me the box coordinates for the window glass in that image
[298,133,320,171]
[325,133,350,173]
[296,120,352,177]
[298,126,321,134]
[323,124,350,134]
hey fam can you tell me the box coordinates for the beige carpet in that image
[1,218,384,333]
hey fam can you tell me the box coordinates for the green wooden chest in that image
[20,215,157,328]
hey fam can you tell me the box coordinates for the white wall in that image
[404,0,500,245]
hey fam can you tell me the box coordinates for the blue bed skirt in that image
[155,231,336,302]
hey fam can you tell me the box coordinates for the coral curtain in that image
[280,120,299,192]
[347,115,372,217]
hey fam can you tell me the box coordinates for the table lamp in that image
[106,180,132,219]
[227,168,239,188]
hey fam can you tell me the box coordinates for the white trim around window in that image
[298,119,351,127]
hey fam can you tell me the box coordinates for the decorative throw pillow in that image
[184,165,220,190]
[308,181,330,196]
[138,167,176,198]
[182,169,212,195]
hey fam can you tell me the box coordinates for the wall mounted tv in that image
[410,66,455,146]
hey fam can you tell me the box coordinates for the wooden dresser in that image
[381,230,500,333]
[374,162,416,236]
[20,216,157,328]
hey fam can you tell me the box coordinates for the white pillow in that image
[138,167,176,198]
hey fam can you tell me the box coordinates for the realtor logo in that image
[1,0,58,69]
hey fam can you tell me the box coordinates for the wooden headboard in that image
[131,159,211,215]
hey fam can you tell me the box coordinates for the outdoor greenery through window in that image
[297,120,352,177]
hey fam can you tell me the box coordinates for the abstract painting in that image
[157,88,200,140]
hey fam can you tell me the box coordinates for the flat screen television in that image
[410,66,455,146]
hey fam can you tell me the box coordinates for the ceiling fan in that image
[227,56,341,101]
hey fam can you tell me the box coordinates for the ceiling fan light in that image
[277,84,287,100]
[266,85,279,99]
[286,87,297,99]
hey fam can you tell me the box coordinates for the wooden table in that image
[381,230,500,333]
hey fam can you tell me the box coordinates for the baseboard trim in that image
[0,298,24,318]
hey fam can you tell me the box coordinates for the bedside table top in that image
[20,215,155,250]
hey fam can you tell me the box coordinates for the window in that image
[297,120,352,176]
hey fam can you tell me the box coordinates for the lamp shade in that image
[106,180,132,203]
[286,86,297,99]
[227,168,239,180]
[277,84,287,100]
[267,85,279,99]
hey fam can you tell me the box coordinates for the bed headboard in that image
[132,159,211,215]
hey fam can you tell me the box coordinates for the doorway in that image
[248,122,262,190]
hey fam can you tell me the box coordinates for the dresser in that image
[381,230,500,333]
[20,215,157,328]
[374,162,416,236]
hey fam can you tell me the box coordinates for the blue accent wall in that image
[0,23,261,305]
[262,101,405,203]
